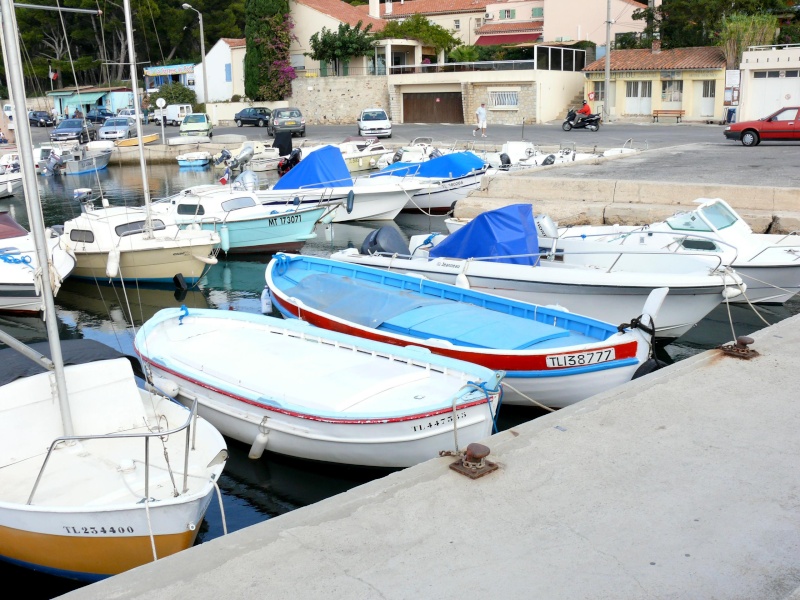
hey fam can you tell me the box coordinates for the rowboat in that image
[176,151,211,167]
[115,132,159,147]
[265,253,668,408]
[135,307,504,468]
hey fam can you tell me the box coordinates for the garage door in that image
[403,92,463,123]
[751,70,800,118]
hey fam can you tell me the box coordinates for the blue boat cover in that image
[272,145,353,190]
[375,151,485,179]
[429,203,540,266]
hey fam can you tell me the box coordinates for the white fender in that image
[106,248,120,278]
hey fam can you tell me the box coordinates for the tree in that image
[151,82,197,106]
[633,0,789,49]
[306,21,374,75]
[244,0,296,101]
[720,13,779,67]
[377,14,460,55]
[448,45,480,63]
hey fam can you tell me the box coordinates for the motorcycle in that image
[562,108,601,132]
[277,148,302,177]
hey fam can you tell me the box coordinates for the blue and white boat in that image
[265,253,668,409]
[176,151,211,168]
[136,307,504,468]
[254,145,432,222]
[150,172,339,253]
[373,151,489,214]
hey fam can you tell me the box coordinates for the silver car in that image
[98,117,135,141]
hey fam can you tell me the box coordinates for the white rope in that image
[500,381,555,412]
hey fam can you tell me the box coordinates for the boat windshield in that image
[665,201,738,232]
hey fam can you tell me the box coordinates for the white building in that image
[737,43,800,121]
[200,38,247,103]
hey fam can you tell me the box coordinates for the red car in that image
[724,106,800,146]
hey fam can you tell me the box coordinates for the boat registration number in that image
[546,348,616,368]
[268,214,302,226]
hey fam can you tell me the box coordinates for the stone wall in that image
[290,75,389,125]
[464,83,537,126]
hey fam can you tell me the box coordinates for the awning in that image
[64,91,107,105]
[475,34,541,46]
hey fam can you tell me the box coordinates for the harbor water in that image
[1,164,798,598]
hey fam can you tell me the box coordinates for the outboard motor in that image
[360,226,408,256]
[277,148,302,177]
[541,154,556,166]
[499,153,511,171]
[74,188,95,213]
[230,144,254,170]
[391,149,404,164]
[214,148,232,166]
[232,170,259,192]
[533,214,558,239]
[428,148,443,160]
[41,150,65,177]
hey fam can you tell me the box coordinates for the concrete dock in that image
[61,312,800,599]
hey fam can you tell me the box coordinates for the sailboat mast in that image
[0,0,74,434]
[122,0,154,238]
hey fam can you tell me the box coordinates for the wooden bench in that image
[652,109,685,123]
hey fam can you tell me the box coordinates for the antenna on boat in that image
[121,0,155,238]
[0,0,75,434]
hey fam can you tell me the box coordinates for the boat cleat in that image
[443,443,499,479]
[718,335,759,360]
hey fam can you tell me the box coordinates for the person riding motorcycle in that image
[573,100,592,126]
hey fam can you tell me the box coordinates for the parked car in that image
[724,106,800,147]
[98,117,135,141]
[28,110,54,127]
[234,107,271,128]
[356,108,392,138]
[117,107,147,123]
[269,107,305,137]
[153,104,193,126]
[179,113,213,137]
[85,107,115,124]
[49,118,97,143]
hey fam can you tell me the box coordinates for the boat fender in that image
[455,273,470,289]
[249,430,270,460]
[542,154,556,166]
[151,376,180,397]
[173,273,188,292]
[261,286,272,314]
[106,248,120,278]
[220,224,230,253]
[345,190,355,214]
[631,357,668,380]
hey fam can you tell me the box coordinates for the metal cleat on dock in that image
[442,443,499,479]
[718,336,759,360]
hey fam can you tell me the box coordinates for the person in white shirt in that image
[473,102,487,137]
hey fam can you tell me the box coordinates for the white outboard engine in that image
[232,170,259,192]
[230,144,254,170]
[75,188,95,213]
[534,214,558,239]
[41,150,65,177]
[214,148,232,166]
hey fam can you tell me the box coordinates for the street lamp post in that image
[182,3,209,108]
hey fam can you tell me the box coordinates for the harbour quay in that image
[61,312,800,599]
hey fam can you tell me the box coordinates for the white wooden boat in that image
[0,211,75,313]
[304,137,391,173]
[333,205,745,341]
[135,307,504,468]
[374,137,449,170]
[0,8,228,580]
[63,146,112,175]
[552,198,800,305]
[265,253,669,408]
[0,150,19,174]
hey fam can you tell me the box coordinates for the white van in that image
[153,103,192,126]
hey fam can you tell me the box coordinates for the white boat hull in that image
[137,308,502,467]
[403,173,484,213]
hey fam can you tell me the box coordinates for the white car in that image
[356,108,392,138]
[117,107,147,123]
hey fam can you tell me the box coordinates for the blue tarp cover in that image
[272,145,353,190]
[375,151,485,179]
[429,203,540,266]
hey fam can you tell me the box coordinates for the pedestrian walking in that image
[473,102,487,137]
